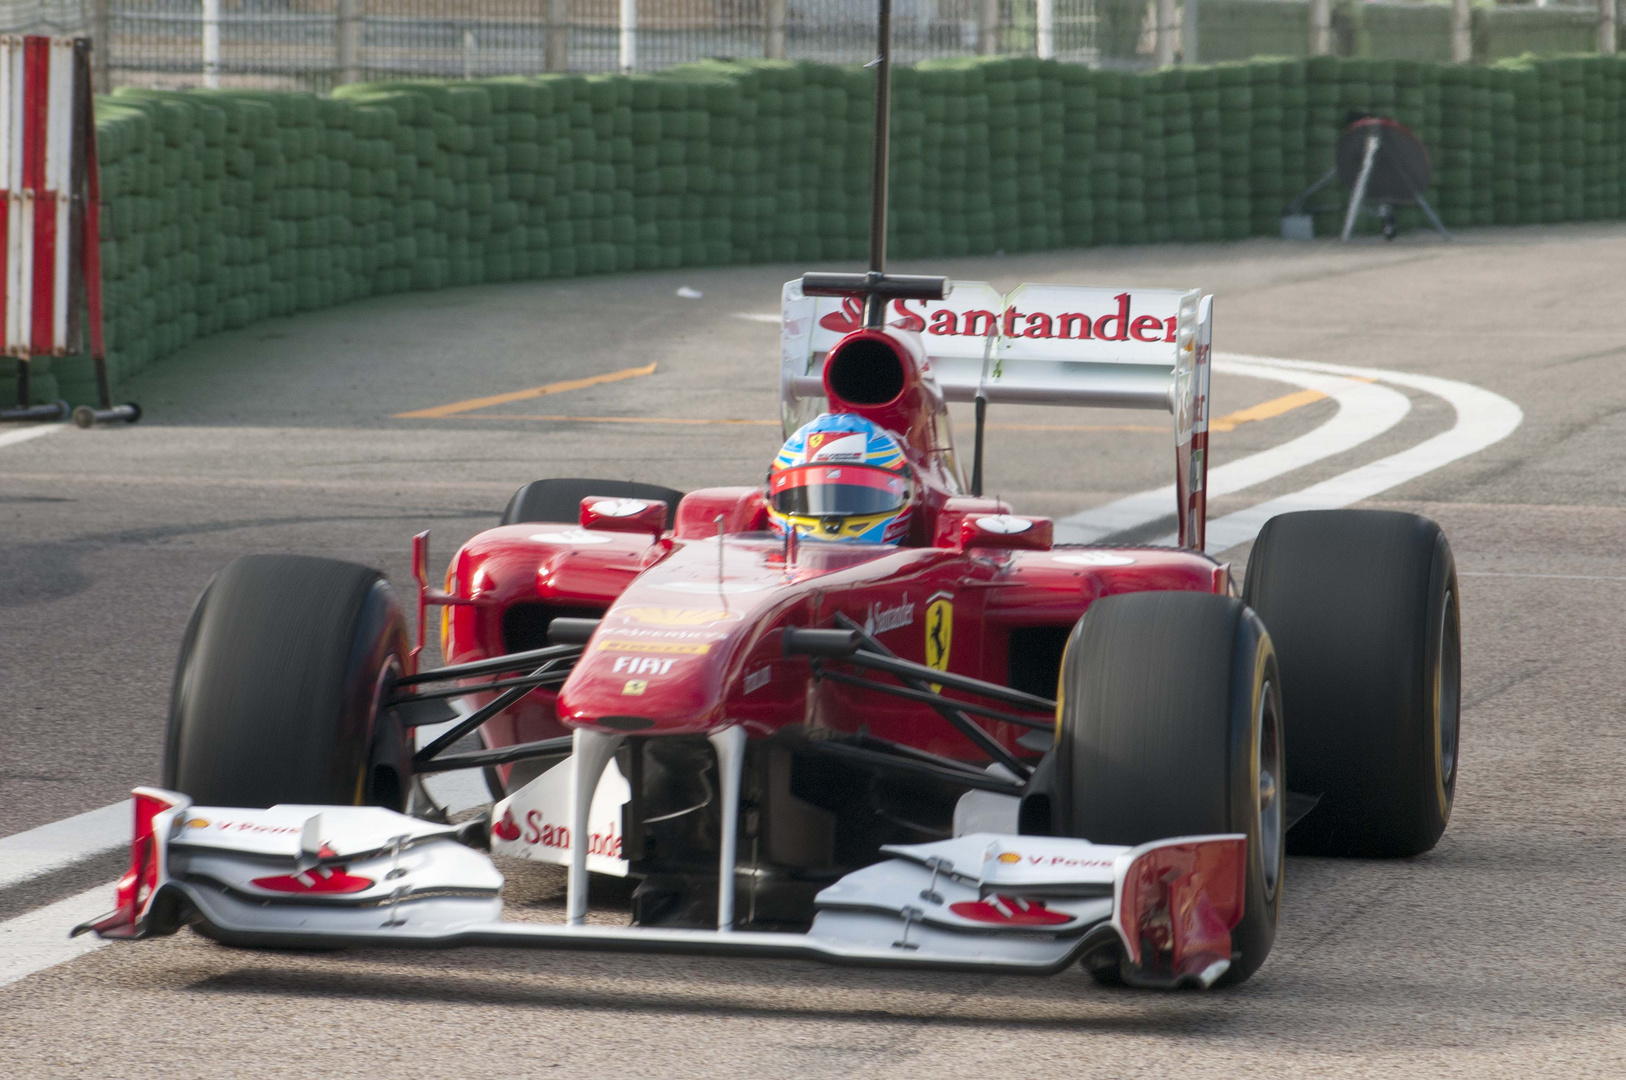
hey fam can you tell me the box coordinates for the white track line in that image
[1460,571,1626,581]
[1054,360,1411,544]
[0,801,131,891]
[0,422,64,450]
[0,886,111,989]
[1185,356,1524,553]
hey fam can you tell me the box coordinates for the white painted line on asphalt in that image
[733,312,781,324]
[0,800,130,891]
[1460,571,1626,581]
[0,885,111,989]
[1055,360,1412,544]
[1190,356,1524,553]
[0,423,64,450]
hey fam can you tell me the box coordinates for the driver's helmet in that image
[768,413,914,544]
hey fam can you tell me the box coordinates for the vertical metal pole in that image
[1451,0,1471,63]
[1036,0,1055,58]
[337,0,360,85]
[1156,0,1176,65]
[1601,0,1617,54]
[618,0,635,71]
[92,0,112,93]
[978,0,999,56]
[765,0,786,59]
[1309,0,1331,56]
[202,0,220,89]
[546,0,570,72]
[864,0,892,329]
[1183,0,1199,62]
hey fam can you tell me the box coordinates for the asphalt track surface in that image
[2,225,1624,1078]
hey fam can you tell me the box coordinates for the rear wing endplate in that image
[780,280,1214,550]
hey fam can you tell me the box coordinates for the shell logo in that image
[997,851,1022,864]
[185,818,210,829]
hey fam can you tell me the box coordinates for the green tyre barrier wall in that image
[23,54,1626,407]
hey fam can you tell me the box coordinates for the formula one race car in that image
[77,13,1460,993]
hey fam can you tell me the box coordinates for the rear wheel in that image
[1243,509,1459,857]
[501,478,684,526]
[1034,591,1283,987]
[164,555,411,810]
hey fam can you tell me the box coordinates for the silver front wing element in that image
[82,791,1243,989]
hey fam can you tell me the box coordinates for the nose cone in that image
[555,539,780,735]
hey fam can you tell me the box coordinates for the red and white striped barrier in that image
[0,35,121,423]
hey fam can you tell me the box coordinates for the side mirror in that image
[580,497,669,541]
[960,514,1054,552]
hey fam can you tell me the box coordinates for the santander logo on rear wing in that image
[779,279,1215,550]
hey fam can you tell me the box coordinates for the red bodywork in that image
[440,323,1224,779]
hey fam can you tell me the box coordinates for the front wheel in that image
[1030,591,1284,987]
[164,555,411,810]
[1243,509,1460,857]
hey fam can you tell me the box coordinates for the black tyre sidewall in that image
[1223,608,1282,985]
[1244,510,1457,857]
[162,578,214,791]
[166,556,410,809]
[1054,592,1282,986]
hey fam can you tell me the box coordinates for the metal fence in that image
[1,0,1613,91]
[67,0,1098,91]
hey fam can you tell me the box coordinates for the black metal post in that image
[394,643,581,686]
[971,394,987,496]
[863,0,893,329]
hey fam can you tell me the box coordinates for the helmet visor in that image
[770,464,909,518]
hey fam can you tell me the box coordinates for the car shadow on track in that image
[181,964,1211,1034]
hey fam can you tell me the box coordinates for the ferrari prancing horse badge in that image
[925,593,953,687]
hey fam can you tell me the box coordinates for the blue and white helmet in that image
[768,414,913,544]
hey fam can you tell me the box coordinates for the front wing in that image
[76,787,1247,990]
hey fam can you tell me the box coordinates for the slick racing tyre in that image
[1243,509,1460,857]
[501,478,685,526]
[1039,592,1284,988]
[164,555,412,810]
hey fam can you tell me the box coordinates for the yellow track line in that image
[987,422,1165,432]
[460,413,779,426]
[1209,388,1329,433]
[400,373,1335,433]
[393,362,658,419]
[455,415,1168,431]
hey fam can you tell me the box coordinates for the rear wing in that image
[780,280,1214,550]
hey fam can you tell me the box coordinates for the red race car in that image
[79,9,1460,991]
